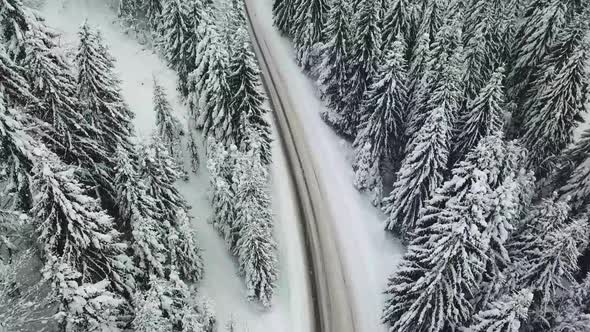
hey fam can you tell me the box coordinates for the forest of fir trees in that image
[118,0,278,309]
[0,0,275,331]
[275,0,590,331]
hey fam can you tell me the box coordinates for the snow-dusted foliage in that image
[293,0,329,71]
[467,289,534,332]
[381,0,413,53]
[226,26,272,164]
[316,0,352,125]
[272,0,296,37]
[153,78,187,178]
[352,40,408,203]
[453,66,506,162]
[133,276,215,332]
[31,158,132,293]
[382,106,449,240]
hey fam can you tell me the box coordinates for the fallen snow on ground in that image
[247,1,406,331]
[39,0,309,330]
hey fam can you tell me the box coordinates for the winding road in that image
[243,2,358,332]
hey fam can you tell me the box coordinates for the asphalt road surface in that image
[243,2,358,332]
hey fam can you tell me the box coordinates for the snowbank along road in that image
[243,1,358,332]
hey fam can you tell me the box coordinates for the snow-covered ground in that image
[247,1,406,331]
[39,0,311,330]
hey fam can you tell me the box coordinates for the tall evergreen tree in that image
[382,105,449,240]
[153,79,186,178]
[382,173,490,332]
[226,27,272,164]
[453,66,506,162]
[75,23,135,169]
[142,0,163,29]
[233,148,277,307]
[339,0,382,138]
[352,41,408,203]
[381,0,412,53]
[293,0,329,71]
[507,0,567,126]
[273,0,297,37]
[31,158,132,294]
[520,24,590,173]
[157,0,189,80]
[179,0,211,97]
[316,0,352,131]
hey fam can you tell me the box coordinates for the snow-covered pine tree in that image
[157,0,189,81]
[43,257,130,331]
[21,29,111,186]
[114,149,167,282]
[178,0,211,97]
[415,0,448,45]
[467,289,534,332]
[382,174,491,332]
[0,0,31,58]
[316,0,352,130]
[207,142,237,248]
[405,12,463,146]
[139,139,188,226]
[233,147,277,306]
[404,32,429,128]
[138,140,204,283]
[553,126,590,191]
[382,105,449,240]
[133,276,215,332]
[226,27,272,164]
[507,0,567,127]
[548,276,590,332]
[461,0,504,102]
[520,8,590,174]
[75,22,135,189]
[232,148,273,250]
[153,78,186,178]
[118,0,142,25]
[188,128,200,173]
[560,156,590,210]
[142,0,163,29]
[381,0,412,54]
[273,0,297,37]
[338,0,382,138]
[236,215,278,307]
[518,218,588,314]
[453,66,506,162]
[190,17,230,137]
[31,157,133,294]
[352,40,408,204]
[293,0,329,71]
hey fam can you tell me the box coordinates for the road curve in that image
[243,2,358,332]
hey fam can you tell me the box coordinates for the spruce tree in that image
[316,0,352,131]
[339,0,382,137]
[382,106,449,240]
[382,174,490,332]
[415,0,448,45]
[467,289,533,332]
[273,0,297,37]
[381,0,412,52]
[31,158,132,294]
[75,23,135,165]
[507,0,567,125]
[560,157,590,210]
[153,79,186,178]
[293,0,329,71]
[207,142,237,248]
[157,0,189,78]
[142,0,163,28]
[226,27,272,164]
[520,34,590,172]
[453,66,506,162]
[352,41,408,203]
[179,0,210,97]
[234,148,277,307]
[21,30,109,182]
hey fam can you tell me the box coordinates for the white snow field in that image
[247,1,406,331]
[39,0,312,330]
